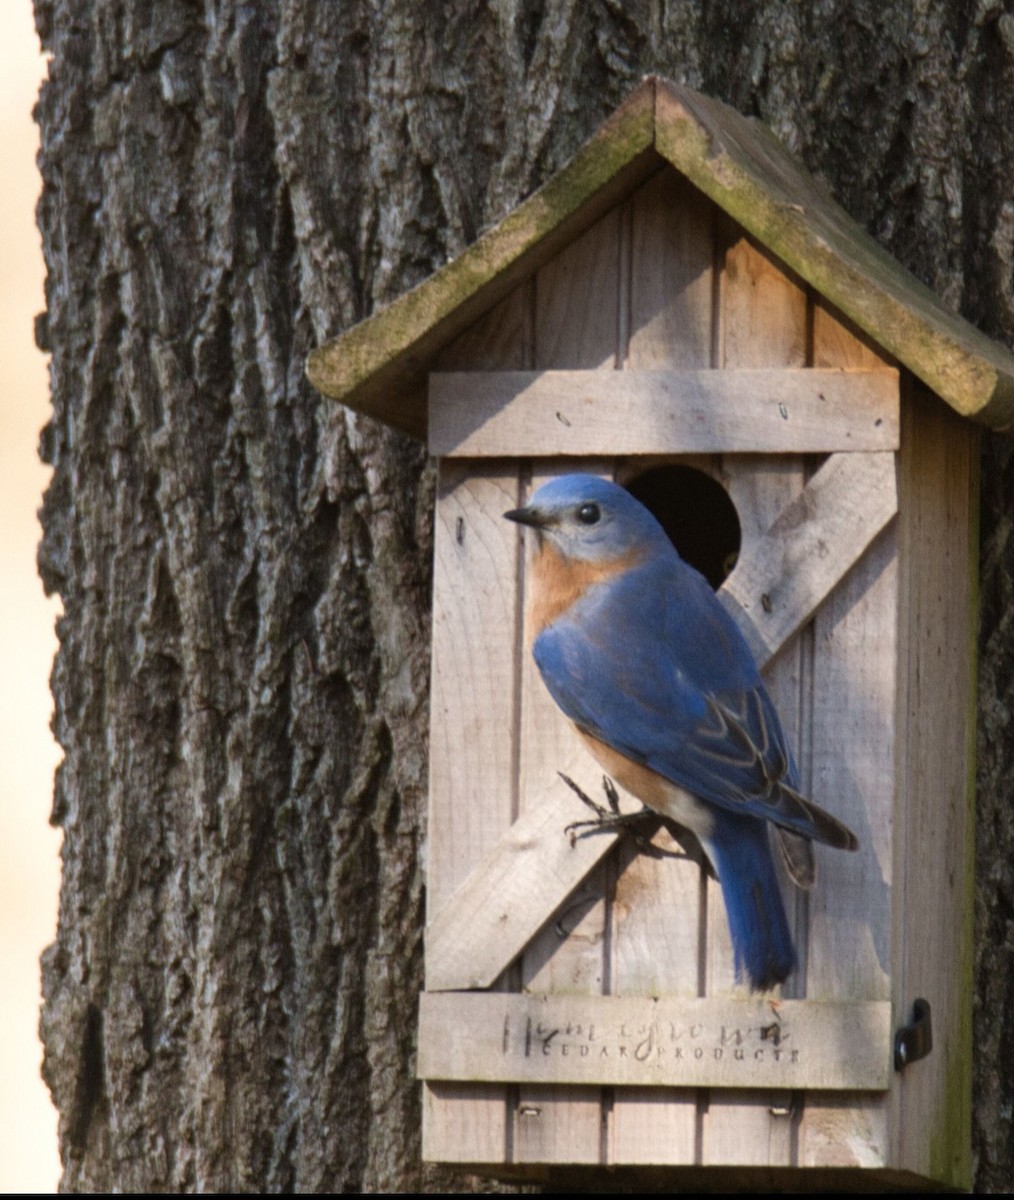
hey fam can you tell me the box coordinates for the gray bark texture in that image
[33,0,1014,1192]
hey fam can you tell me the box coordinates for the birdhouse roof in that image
[307,76,1014,439]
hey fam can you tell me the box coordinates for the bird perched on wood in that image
[504,474,858,991]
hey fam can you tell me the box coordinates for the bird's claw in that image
[559,772,660,847]
[559,771,620,820]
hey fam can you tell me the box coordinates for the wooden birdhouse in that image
[308,78,1014,1190]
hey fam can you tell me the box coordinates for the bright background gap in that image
[0,2,62,1191]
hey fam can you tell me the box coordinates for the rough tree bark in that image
[34,0,1014,1191]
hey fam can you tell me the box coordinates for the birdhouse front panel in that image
[416,167,972,1185]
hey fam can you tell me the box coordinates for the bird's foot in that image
[559,773,661,848]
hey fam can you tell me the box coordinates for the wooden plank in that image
[719,230,808,369]
[702,229,808,1168]
[426,464,523,917]
[609,170,714,1165]
[795,523,896,1171]
[422,1082,506,1164]
[418,994,892,1091]
[435,281,528,373]
[429,368,900,457]
[812,298,889,373]
[423,463,520,1163]
[891,384,976,1188]
[422,287,529,1165]
[512,210,623,1165]
[532,211,622,369]
[720,451,898,665]
[628,170,714,369]
[796,298,897,1172]
[710,453,808,1168]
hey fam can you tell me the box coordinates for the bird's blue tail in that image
[704,813,796,991]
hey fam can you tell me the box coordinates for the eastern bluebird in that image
[504,474,858,991]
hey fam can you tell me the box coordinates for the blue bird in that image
[504,474,858,991]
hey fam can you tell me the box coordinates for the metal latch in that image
[894,998,932,1070]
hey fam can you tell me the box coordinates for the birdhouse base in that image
[449,1164,962,1194]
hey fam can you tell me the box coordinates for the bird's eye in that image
[577,503,601,525]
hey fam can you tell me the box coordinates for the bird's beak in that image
[503,505,549,529]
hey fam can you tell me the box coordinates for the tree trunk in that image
[34,0,1014,1191]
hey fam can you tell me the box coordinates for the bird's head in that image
[504,475,672,563]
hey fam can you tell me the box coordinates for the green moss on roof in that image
[307,76,1014,439]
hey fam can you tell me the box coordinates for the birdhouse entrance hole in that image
[623,464,741,589]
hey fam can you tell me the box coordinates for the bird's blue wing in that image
[533,555,855,850]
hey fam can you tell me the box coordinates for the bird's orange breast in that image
[526,542,643,637]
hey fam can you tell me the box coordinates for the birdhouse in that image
[307,78,1014,1190]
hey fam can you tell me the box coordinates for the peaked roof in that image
[307,76,1014,439]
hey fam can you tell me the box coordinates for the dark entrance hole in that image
[624,465,742,590]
